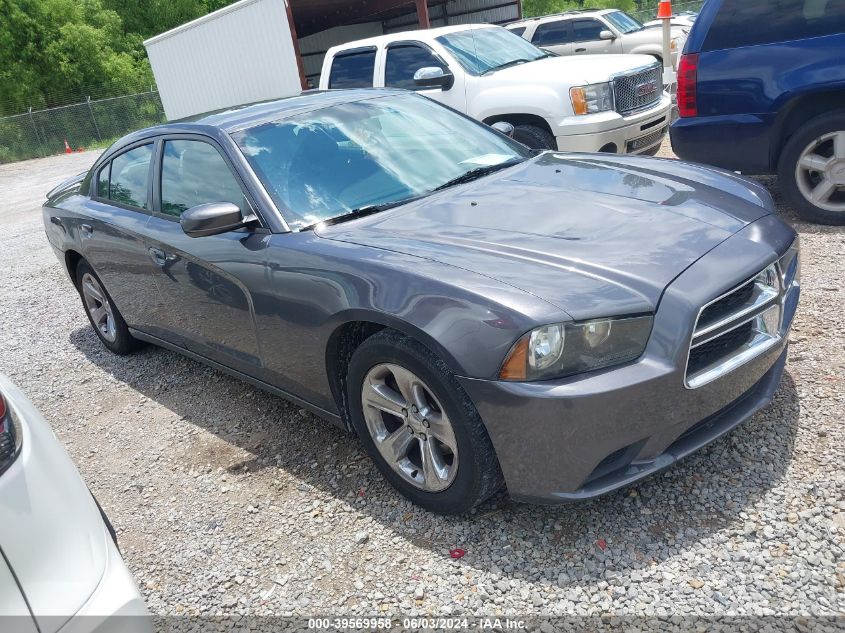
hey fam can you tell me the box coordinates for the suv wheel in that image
[346,330,503,514]
[511,124,556,150]
[76,260,141,355]
[779,112,845,225]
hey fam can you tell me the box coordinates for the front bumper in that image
[552,94,672,154]
[460,217,799,503]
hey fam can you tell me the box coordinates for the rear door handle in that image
[80,224,93,237]
[575,47,587,52]
[148,247,168,267]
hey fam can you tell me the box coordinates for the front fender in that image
[470,85,572,122]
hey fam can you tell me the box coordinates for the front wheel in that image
[778,112,845,225]
[511,124,557,150]
[346,330,503,514]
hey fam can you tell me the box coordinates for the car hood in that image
[318,153,773,320]
[491,53,658,85]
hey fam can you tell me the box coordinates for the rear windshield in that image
[703,0,845,51]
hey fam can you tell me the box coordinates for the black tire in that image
[75,260,141,355]
[511,124,557,150]
[346,330,504,514]
[778,111,845,225]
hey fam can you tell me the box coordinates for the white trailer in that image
[144,0,305,121]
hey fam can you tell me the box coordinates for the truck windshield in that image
[436,27,548,75]
[232,93,530,230]
[604,11,645,34]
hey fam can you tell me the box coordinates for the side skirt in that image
[129,329,346,431]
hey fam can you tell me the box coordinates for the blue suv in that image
[670,0,845,225]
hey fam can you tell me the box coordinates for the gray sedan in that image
[43,90,800,514]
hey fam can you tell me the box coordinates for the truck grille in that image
[685,259,790,389]
[613,64,663,115]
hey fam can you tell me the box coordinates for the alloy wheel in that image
[795,130,845,214]
[81,272,117,343]
[361,363,458,492]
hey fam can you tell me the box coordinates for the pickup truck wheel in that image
[346,330,504,515]
[511,124,556,150]
[76,260,141,355]
[779,112,845,225]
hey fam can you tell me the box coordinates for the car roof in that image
[329,23,499,51]
[507,9,613,27]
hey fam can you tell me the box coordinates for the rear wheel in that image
[346,330,503,514]
[511,124,557,150]
[75,260,141,355]
[778,112,845,225]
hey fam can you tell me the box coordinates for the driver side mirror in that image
[414,66,455,90]
[599,30,616,40]
[181,202,248,238]
[490,121,515,138]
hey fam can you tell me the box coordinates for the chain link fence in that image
[0,90,166,164]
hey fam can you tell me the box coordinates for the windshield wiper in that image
[300,197,417,231]
[433,159,523,192]
[482,58,534,75]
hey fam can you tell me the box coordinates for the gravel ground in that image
[0,141,843,623]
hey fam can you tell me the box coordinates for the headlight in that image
[778,236,800,289]
[570,83,614,116]
[671,38,679,50]
[500,315,653,381]
[0,392,23,477]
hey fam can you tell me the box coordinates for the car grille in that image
[613,64,663,115]
[684,242,799,389]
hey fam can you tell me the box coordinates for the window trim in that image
[89,139,156,215]
[152,133,264,228]
[383,40,451,90]
[532,19,574,46]
[328,45,378,89]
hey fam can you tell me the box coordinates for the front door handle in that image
[148,247,168,267]
[80,224,93,238]
[575,47,587,53]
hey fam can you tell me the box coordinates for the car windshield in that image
[605,10,645,34]
[232,93,531,230]
[436,27,548,75]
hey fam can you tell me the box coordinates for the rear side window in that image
[385,44,447,89]
[703,0,845,51]
[508,26,526,37]
[329,49,376,88]
[533,20,572,45]
[160,140,249,217]
[106,144,153,209]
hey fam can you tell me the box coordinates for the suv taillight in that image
[677,53,699,118]
[0,393,22,477]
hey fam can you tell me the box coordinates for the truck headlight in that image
[499,315,653,381]
[570,83,614,115]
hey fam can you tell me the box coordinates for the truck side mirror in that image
[413,67,455,91]
[490,121,515,138]
[599,30,616,40]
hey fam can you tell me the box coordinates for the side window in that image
[109,144,153,209]
[704,0,845,51]
[571,19,605,42]
[160,139,249,218]
[96,164,110,198]
[385,44,447,89]
[508,26,527,37]
[329,49,377,88]
[532,20,572,45]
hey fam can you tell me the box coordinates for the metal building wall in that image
[144,0,302,120]
[383,0,520,33]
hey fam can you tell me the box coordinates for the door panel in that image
[143,217,269,372]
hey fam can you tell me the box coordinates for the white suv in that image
[320,25,672,155]
[507,9,688,68]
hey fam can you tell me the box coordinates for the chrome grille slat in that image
[685,263,786,389]
[613,64,663,115]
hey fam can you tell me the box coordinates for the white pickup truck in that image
[320,24,672,154]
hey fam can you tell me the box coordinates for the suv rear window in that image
[329,49,376,88]
[703,0,845,51]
